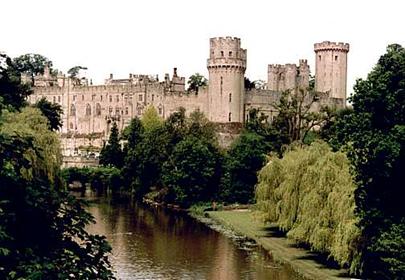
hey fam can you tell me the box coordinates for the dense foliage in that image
[0,108,114,279]
[0,53,114,279]
[35,97,63,131]
[187,73,207,93]
[61,166,123,193]
[324,44,405,279]
[255,142,361,272]
[100,122,124,168]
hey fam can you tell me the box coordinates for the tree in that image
[272,88,333,145]
[187,73,207,93]
[141,106,163,132]
[255,142,361,272]
[0,53,32,110]
[35,97,63,131]
[0,108,114,279]
[220,132,268,204]
[330,44,405,279]
[67,65,87,79]
[99,122,124,168]
[162,136,222,207]
[13,53,53,82]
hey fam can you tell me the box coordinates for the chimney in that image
[110,73,113,79]
[173,67,178,77]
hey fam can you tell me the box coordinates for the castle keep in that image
[27,37,349,166]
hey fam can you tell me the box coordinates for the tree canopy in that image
[34,97,63,131]
[187,73,207,93]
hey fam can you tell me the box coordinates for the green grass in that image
[208,210,351,280]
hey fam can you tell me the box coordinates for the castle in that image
[26,37,349,166]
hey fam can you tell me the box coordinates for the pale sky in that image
[1,0,404,97]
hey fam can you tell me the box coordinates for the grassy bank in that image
[208,210,352,280]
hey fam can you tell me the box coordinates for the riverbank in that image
[206,210,352,280]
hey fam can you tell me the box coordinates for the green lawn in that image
[208,210,351,280]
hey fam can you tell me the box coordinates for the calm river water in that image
[85,192,300,280]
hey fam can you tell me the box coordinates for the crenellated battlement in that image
[314,41,350,52]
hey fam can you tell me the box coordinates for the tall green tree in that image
[35,97,63,131]
[0,108,114,279]
[99,122,124,168]
[0,53,32,110]
[326,44,405,279]
[220,132,268,204]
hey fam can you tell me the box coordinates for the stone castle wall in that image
[27,37,349,163]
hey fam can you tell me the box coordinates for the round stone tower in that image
[314,41,349,103]
[207,37,246,123]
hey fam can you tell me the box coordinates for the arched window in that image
[228,112,232,122]
[85,104,91,116]
[96,103,101,116]
[109,107,113,115]
[69,122,73,130]
[115,107,120,116]
[70,104,76,116]
[229,93,232,102]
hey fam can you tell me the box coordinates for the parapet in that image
[314,41,350,52]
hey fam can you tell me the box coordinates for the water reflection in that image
[85,193,300,280]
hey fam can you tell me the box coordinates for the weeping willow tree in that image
[0,107,61,183]
[255,141,361,273]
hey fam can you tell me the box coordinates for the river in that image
[85,192,301,280]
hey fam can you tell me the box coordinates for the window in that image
[228,112,232,122]
[116,95,119,102]
[69,122,73,130]
[318,55,321,61]
[158,107,162,115]
[92,95,95,101]
[109,107,113,115]
[100,95,103,101]
[73,95,76,101]
[229,51,232,57]
[58,96,61,102]
[229,93,232,102]
[152,94,154,102]
[96,103,101,116]
[115,107,120,115]
[335,55,338,61]
[82,95,84,101]
[221,51,224,57]
[137,108,142,115]
[70,104,76,116]
[53,96,56,103]
[109,95,112,102]
[125,107,129,115]
[139,94,143,102]
[85,104,91,116]
[220,76,223,95]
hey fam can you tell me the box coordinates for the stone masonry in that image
[26,37,349,166]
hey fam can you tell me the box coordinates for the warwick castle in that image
[26,37,349,167]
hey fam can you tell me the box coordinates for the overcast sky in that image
[1,0,404,96]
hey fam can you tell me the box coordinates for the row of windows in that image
[213,51,233,57]
[71,94,147,102]
[318,55,339,61]
[70,104,130,117]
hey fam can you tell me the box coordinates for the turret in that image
[314,41,349,104]
[207,37,246,123]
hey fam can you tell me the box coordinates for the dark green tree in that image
[220,132,268,204]
[327,44,405,279]
[187,73,207,93]
[162,136,222,207]
[99,122,124,168]
[35,97,63,131]
[0,53,32,110]
[13,53,53,82]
